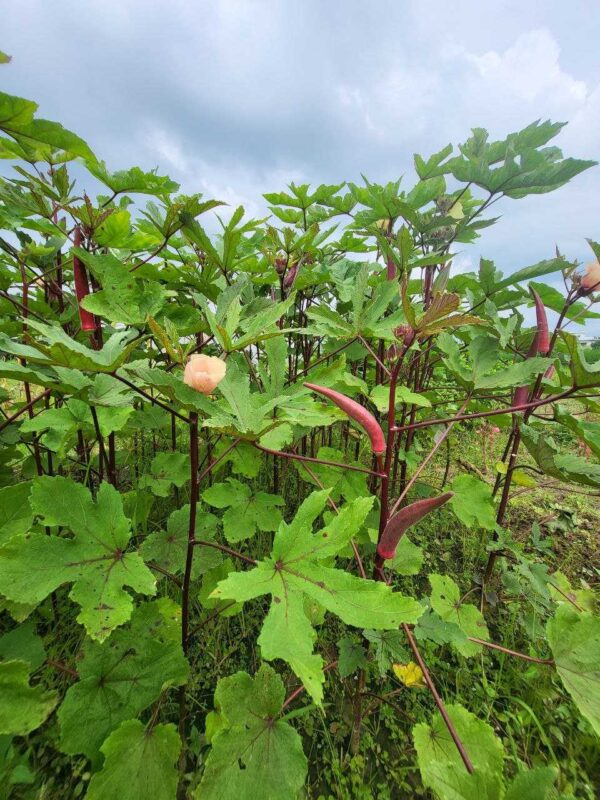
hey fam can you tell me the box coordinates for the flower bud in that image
[183,354,227,395]
[393,324,416,349]
[274,257,287,275]
[386,344,400,362]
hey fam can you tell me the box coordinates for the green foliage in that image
[58,598,188,764]
[211,492,422,702]
[0,478,156,640]
[0,81,598,799]
[139,451,190,497]
[202,478,284,542]
[413,704,504,800]
[428,574,489,656]
[547,605,600,735]
[0,660,57,736]
[450,474,497,530]
[86,720,181,800]
[195,665,307,800]
[140,504,221,578]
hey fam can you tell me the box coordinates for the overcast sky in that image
[3,1,600,332]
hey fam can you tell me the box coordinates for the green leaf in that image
[0,483,33,545]
[547,605,600,735]
[370,384,431,412]
[429,574,489,657]
[258,423,294,451]
[77,250,167,325]
[195,664,307,800]
[214,439,262,478]
[86,720,181,800]
[139,451,190,497]
[292,446,368,503]
[86,160,180,197]
[58,598,188,764]
[521,424,600,488]
[450,475,496,530]
[505,767,557,800]
[555,405,600,459]
[0,621,46,671]
[495,257,569,290]
[414,703,504,800]
[562,331,600,388]
[414,144,453,179]
[362,629,409,676]
[198,559,242,617]
[0,477,156,641]
[414,611,468,649]
[388,535,424,576]
[202,478,283,543]
[211,492,422,702]
[118,364,217,416]
[475,356,552,390]
[0,660,57,736]
[337,635,368,678]
[0,320,139,373]
[0,90,93,160]
[213,357,264,433]
[140,504,221,579]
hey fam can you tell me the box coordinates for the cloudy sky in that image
[3,1,600,330]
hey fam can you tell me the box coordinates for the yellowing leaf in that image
[393,661,425,688]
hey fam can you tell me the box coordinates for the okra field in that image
[0,73,599,799]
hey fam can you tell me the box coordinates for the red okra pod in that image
[283,263,299,290]
[530,287,549,355]
[72,227,96,332]
[304,382,386,454]
[377,492,453,560]
[511,384,530,411]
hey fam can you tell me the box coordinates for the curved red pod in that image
[526,332,539,359]
[283,263,299,290]
[386,256,396,281]
[530,287,549,355]
[73,227,96,332]
[304,382,386,454]
[377,492,453,560]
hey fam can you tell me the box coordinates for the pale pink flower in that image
[581,261,600,291]
[183,354,226,395]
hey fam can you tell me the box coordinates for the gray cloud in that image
[3,0,600,330]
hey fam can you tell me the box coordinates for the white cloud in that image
[462,29,587,109]
[2,3,600,331]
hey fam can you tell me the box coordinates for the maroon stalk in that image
[178,411,199,742]
[403,624,474,774]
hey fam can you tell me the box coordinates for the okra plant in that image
[0,71,599,800]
